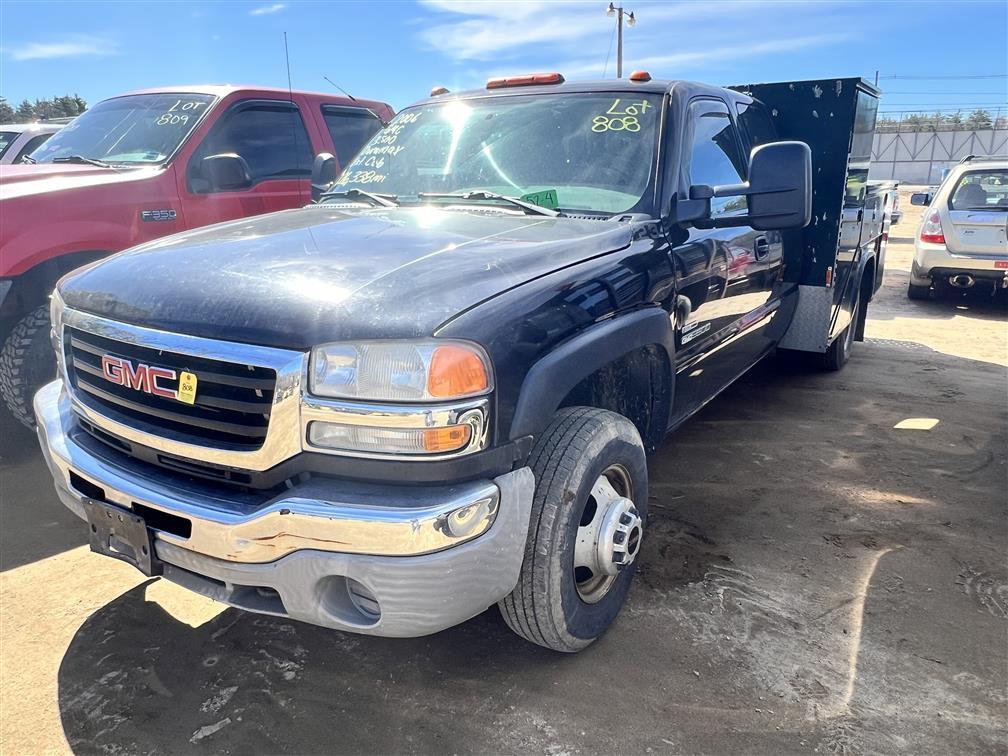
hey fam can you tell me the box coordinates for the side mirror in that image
[202,153,252,192]
[311,152,338,203]
[910,192,931,206]
[687,141,813,230]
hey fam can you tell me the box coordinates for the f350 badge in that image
[140,209,177,222]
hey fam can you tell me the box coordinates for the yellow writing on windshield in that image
[592,98,651,133]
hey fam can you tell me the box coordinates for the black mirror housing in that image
[909,192,931,206]
[311,153,338,203]
[202,153,252,192]
[686,141,812,231]
[743,141,812,230]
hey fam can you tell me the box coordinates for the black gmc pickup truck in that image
[36,74,885,652]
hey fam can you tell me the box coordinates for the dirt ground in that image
[1,190,1006,754]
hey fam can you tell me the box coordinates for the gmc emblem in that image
[101,355,176,399]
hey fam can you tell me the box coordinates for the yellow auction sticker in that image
[177,371,198,405]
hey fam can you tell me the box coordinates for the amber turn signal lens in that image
[422,424,472,452]
[427,345,489,398]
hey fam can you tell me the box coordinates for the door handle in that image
[754,236,770,260]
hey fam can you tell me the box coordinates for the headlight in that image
[307,413,478,456]
[304,340,492,458]
[310,341,492,402]
[302,399,488,458]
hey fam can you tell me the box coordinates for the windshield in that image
[332,92,663,214]
[0,131,16,159]
[949,169,1008,211]
[28,93,215,166]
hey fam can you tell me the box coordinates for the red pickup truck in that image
[0,85,393,426]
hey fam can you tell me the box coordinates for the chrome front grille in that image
[59,308,306,473]
[65,327,276,449]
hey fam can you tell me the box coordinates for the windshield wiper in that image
[319,188,399,207]
[52,155,112,168]
[19,155,36,164]
[418,191,560,217]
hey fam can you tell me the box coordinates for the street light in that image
[606,3,635,79]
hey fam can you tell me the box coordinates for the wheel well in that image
[1,251,107,320]
[557,345,670,453]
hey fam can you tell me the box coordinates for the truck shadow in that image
[57,584,560,754]
[0,410,40,464]
[1,446,89,572]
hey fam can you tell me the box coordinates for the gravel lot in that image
[1,190,1005,754]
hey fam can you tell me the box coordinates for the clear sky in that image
[1,0,1006,116]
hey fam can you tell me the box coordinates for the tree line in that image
[876,108,1007,133]
[0,95,88,124]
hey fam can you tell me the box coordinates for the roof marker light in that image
[430,86,450,96]
[629,70,652,82]
[486,72,565,90]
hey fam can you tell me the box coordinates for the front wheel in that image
[907,282,931,300]
[0,305,55,428]
[499,407,647,652]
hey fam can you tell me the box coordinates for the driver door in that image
[669,98,782,421]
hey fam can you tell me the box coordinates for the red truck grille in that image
[64,327,276,449]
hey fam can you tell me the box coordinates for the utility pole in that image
[607,3,636,78]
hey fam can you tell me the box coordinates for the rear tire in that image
[0,305,55,428]
[907,282,931,300]
[499,407,648,653]
[818,285,860,372]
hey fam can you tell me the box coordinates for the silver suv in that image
[908,156,1008,299]
[0,122,63,165]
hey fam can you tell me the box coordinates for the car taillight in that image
[920,211,945,244]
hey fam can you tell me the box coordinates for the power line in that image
[878,74,1008,81]
[885,91,1008,95]
[880,107,1008,114]
[602,19,616,77]
[879,102,1008,107]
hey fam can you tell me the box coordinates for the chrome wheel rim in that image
[573,464,643,604]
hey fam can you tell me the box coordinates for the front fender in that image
[509,307,675,448]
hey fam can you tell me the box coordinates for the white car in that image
[0,122,63,165]
[908,156,1008,299]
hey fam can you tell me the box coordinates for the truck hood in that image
[0,163,159,200]
[58,205,633,349]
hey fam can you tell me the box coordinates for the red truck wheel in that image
[0,305,55,428]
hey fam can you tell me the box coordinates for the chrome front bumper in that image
[35,380,535,636]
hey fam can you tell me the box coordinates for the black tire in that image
[818,284,860,372]
[0,305,55,428]
[907,282,931,300]
[499,407,648,653]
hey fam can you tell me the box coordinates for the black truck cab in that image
[36,74,884,652]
